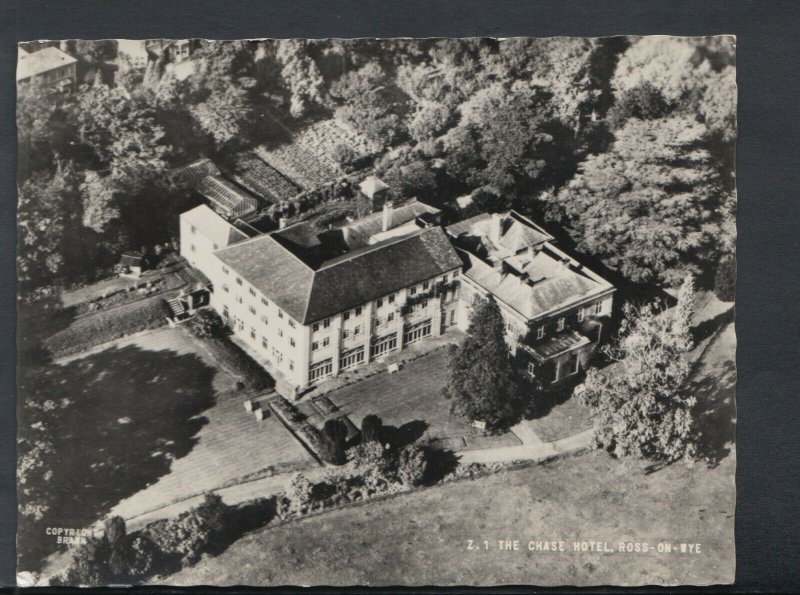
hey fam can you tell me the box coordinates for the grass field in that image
[165,449,734,587]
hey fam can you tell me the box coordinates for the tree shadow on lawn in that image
[690,358,737,469]
[19,345,219,567]
[379,420,429,450]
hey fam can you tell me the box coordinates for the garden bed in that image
[45,298,172,358]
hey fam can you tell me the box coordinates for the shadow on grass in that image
[380,420,429,450]
[17,344,219,571]
[691,357,737,468]
[422,446,460,486]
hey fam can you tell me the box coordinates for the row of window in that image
[533,301,604,340]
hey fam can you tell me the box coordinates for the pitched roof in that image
[181,204,249,247]
[359,175,389,199]
[345,198,441,248]
[17,47,77,81]
[172,159,221,188]
[198,175,259,216]
[215,226,461,324]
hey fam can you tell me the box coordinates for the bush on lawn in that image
[285,473,316,515]
[45,298,170,357]
[361,414,382,443]
[397,442,428,487]
[126,533,158,580]
[319,418,349,465]
[348,440,395,477]
[187,309,225,339]
[714,255,736,302]
[144,494,231,566]
[56,536,111,587]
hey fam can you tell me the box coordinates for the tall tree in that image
[579,299,698,462]
[543,115,723,285]
[444,296,522,430]
[275,39,325,118]
[80,171,119,234]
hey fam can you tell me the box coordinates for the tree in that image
[188,81,253,150]
[360,414,383,443]
[275,39,325,118]
[187,309,225,339]
[671,275,696,353]
[714,255,736,302]
[543,116,723,285]
[104,516,127,577]
[607,82,672,128]
[80,171,119,234]
[320,418,349,465]
[444,296,522,430]
[578,300,697,462]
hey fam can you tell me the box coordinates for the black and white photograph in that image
[15,35,736,587]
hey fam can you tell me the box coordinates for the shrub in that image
[187,309,224,339]
[714,255,736,302]
[331,143,358,172]
[104,516,127,577]
[144,494,229,566]
[127,534,157,580]
[397,443,428,487]
[361,414,382,443]
[200,335,273,392]
[58,536,110,587]
[286,473,315,514]
[45,297,170,357]
[348,440,394,475]
[319,418,349,465]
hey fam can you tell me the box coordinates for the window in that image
[593,301,603,315]
[249,306,256,315]
[354,325,361,336]
[223,306,229,318]
[236,278,243,286]
[410,286,417,296]
[322,337,330,347]
[262,338,268,349]
[556,317,566,331]
[355,306,362,316]
[375,298,383,308]
[388,294,395,304]
[278,328,284,337]
[312,341,319,351]
[213,243,219,250]
[342,329,350,339]
[278,310,284,319]
[423,281,430,290]
[190,244,196,252]
[453,270,460,278]
[387,312,394,323]
[288,320,295,329]
[536,326,545,340]
[190,225,196,234]
[450,309,456,325]
[577,308,585,322]
[289,360,294,371]
[343,311,350,321]
[236,295,243,304]
[313,322,320,332]
[290,338,296,347]
[571,355,580,374]
[421,299,428,309]
[261,315,268,325]
[527,361,536,378]
[249,288,256,297]
[222,284,230,293]
[250,327,256,340]
[261,297,269,306]
[323,318,331,328]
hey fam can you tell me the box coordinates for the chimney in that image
[489,213,503,244]
[278,216,288,229]
[382,201,394,232]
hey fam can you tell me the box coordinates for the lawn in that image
[164,449,735,587]
[18,327,315,569]
[161,322,737,587]
[297,347,521,452]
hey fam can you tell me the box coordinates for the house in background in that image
[17,46,77,92]
[117,251,148,278]
[116,39,150,69]
[447,211,616,384]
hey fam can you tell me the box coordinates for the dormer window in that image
[556,317,566,332]
[536,326,545,340]
[577,308,585,322]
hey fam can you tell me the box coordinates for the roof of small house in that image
[119,252,145,267]
[344,198,441,248]
[17,46,77,82]
[181,204,249,248]
[172,159,221,188]
[215,225,461,324]
[197,175,259,216]
[525,329,590,361]
[359,175,389,199]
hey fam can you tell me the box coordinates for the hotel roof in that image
[17,46,77,82]
[181,204,249,248]
[215,225,462,324]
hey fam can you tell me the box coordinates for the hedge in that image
[45,298,171,358]
[200,335,273,392]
